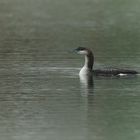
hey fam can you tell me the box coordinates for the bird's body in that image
[75,47,138,76]
[93,68,138,76]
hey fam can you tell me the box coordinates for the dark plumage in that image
[93,68,138,76]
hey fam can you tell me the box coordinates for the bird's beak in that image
[73,49,77,53]
[72,48,79,53]
[67,49,77,53]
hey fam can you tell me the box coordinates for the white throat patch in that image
[78,50,88,55]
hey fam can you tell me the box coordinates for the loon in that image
[75,47,138,76]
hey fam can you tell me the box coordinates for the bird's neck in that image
[84,52,94,70]
[79,50,94,76]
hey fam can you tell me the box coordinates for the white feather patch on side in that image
[118,73,127,76]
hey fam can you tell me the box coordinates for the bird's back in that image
[93,68,138,76]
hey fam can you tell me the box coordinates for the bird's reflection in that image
[79,74,94,96]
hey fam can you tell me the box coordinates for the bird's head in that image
[74,47,89,55]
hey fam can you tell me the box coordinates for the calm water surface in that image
[0,0,140,140]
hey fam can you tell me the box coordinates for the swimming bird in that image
[74,47,138,76]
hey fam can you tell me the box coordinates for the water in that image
[0,0,140,140]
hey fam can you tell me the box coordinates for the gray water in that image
[0,0,140,140]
